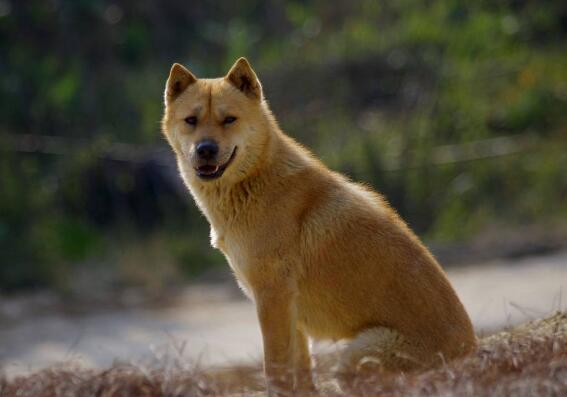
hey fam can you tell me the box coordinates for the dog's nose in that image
[196,140,219,160]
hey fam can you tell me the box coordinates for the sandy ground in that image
[0,251,566,377]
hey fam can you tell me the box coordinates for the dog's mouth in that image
[195,147,237,180]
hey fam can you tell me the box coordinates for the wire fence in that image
[0,132,540,172]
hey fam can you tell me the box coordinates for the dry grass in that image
[2,312,567,396]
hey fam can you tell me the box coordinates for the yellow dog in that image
[161,58,476,395]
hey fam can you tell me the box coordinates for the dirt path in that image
[1,251,566,377]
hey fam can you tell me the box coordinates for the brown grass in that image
[2,312,567,397]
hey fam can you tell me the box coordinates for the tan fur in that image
[161,58,477,395]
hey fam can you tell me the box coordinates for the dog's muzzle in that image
[195,146,237,180]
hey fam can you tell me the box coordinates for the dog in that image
[161,58,477,395]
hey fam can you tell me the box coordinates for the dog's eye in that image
[223,116,237,125]
[185,116,197,126]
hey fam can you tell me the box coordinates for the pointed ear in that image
[165,63,197,103]
[225,57,262,100]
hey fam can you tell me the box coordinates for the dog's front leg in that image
[295,328,316,394]
[255,286,296,396]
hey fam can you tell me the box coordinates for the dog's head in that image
[162,58,271,185]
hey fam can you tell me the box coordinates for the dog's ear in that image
[165,63,197,103]
[225,57,262,100]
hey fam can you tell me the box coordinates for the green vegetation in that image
[1,1,567,291]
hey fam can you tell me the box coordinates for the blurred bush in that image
[1,0,567,291]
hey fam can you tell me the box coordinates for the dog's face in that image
[162,58,270,186]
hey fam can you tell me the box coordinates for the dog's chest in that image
[210,227,255,298]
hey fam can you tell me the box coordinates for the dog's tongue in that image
[198,165,220,175]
